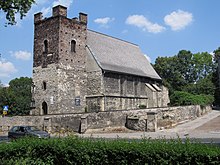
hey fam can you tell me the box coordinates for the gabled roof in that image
[86,30,161,80]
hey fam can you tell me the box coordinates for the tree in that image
[154,50,215,91]
[214,47,220,61]
[0,0,35,25]
[213,47,220,106]
[154,56,183,93]
[191,52,215,82]
[0,80,3,88]
[154,50,216,106]
[8,77,32,115]
[183,74,215,96]
[0,77,32,116]
[170,91,214,106]
[175,50,194,83]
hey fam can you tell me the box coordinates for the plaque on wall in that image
[50,96,54,105]
[75,97,80,106]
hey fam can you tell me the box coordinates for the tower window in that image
[42,101,48,115]
[43,40,48,53]
[71,40,76,52]
[43,81,47,90]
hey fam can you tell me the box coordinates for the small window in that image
[42,101,48,115]
[44,40,48,53]
[134,81,138,95]
[43,81,47,90]
[71,40,76,52]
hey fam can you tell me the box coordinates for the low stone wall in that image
[157,105,211,129]
[0,105,211,134]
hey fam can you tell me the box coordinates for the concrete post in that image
[147,111,157,132]
[80,115,88,133]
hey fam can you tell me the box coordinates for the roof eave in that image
[103,69,162,81]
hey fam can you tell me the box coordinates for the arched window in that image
[71,40,76,52]
[44,40,48,53]
[43,81,47,90]
[42,101,48,115]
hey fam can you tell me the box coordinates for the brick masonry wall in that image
[0,105,211,134]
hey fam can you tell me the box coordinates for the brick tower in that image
[31,5,88,115]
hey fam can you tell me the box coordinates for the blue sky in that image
[1,0,220,86]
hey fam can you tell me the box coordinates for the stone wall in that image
[157,105,211,129]
[102,72,169,110]
[0,105,211,134]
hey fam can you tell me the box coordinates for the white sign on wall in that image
[50,96,54,105]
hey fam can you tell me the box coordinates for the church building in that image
[31,5,169,115]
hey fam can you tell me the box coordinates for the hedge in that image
[170,91,214,106]
[0,137,219,164]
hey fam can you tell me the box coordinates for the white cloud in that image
[10,51,32,61]
[94,17,115,28]
[126,15,165,33]
[144,54,151,63]
[0,61,17,78]
[94,17,114,24]
[164,10,193,31]
[53,0,73,8]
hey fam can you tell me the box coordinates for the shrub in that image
[170,91,214,106]
[0,137,219,164]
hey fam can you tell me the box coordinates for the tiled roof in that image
[86,30,161,80]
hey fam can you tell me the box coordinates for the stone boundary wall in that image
[0,105,211,134]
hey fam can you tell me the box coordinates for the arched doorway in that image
[42,101,48,115]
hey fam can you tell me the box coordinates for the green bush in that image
[170,91,214,106]
[0,137,220,164]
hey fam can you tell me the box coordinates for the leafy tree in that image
[0,85,12,114]
[154,50,215,91]
[0,80,3,88]
[213,47,220,106]
[170,91,214,106]
[0,0,35,25]
[154,50,216,106]
[183,74,215,98]
[154,56,184,93]
[214,47,220,61]
[175,50,194,83]
[191,52,215,82]
[8,77,32,115]
[0,77,32,116]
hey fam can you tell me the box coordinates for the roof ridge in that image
[88,29,138,47]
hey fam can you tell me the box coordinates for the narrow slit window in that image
[43,81,47,90]
[71,40,76,52]
[44,40,48,53]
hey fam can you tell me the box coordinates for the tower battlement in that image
[34,5,87,25]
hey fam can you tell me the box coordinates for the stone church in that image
[31,5,169,115]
